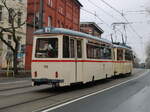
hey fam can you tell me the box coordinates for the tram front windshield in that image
[35,38,58,58]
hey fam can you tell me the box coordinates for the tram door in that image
[74,39,83,82]
[63,36,83,83]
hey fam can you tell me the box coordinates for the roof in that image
[74,0,83,7]
[113,44,132,50]
[34,27,112,44]
[80,22,104,33]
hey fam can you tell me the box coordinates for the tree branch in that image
[0,31,15,52]
[2,0,9,13]
[11,16,18,44]
[0,21,26,31]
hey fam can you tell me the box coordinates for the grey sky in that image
[79,0,150,62]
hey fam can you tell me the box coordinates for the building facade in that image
[80,22,104,38]
[26,0,82,69]
[0,0,27,69]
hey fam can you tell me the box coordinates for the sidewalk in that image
[0,77,31,84]
[0,70,31,83]
[0,77,32,91]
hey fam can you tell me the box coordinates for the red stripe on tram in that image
[32,60,131,63]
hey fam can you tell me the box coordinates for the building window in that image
[8,8,14,24]
[60,22,64,28]
[0,5,3,21]
[7,35,12,50]
[48,16,52,27]
[8,35,11,40]
[57,20,60,27]
[35,11,39,25]
[18,12,22,26]
[18,0,22,2]
[21,45,25,53]
[88,29,93,34]
[48,0,53,7]
[0,34,3,56]
[17,36,22,50]
[58,7,63,14]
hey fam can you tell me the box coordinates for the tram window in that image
[63,36,75,58]
[35,38,58,58]
[95,47,100,59]
[125,50,132,60]
[103,47,112,59]
[77,40,82,58]
[70,39,75,58]
[117,49,123,60]
[87,44,93,58]
[87,43,112,59]
[63,36,82,58]
[63,36,69,58]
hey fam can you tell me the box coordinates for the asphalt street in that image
[44,70,150,112]
[0,69,147,112]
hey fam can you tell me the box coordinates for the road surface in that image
[43,70,150,112]
[0,69,148,112]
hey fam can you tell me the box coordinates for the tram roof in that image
[113,44,132,50]
[34,27,132,50]
[34,27,112,45]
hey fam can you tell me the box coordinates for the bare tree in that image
[133,53,140,68]
[0,0,26,75]
[145,42,150,68]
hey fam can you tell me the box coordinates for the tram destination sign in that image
[43,27,53,33]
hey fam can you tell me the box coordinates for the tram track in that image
[0,85,83,111]
[0,85,31,92]
[0,83,98,111]
[0,85,84,111]
[0,76,132,111]
[0,93,60,111]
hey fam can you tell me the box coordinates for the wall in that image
[80,24,102,38]
[0,0,27,69]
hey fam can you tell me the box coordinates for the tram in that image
[31,27,133,87]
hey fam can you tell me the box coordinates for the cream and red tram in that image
[113,44,133,75]
[31,27,133,87]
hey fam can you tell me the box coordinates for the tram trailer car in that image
[31,27,133,87]
[113,45,133,75]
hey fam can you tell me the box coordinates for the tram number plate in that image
[44,65,48,69]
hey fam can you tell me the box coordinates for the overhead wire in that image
[84,0,127,42]
[81,8,105,23]
[81,8,124,36]
[99,0,143,39]
[87,0,121,22]
[98,0,145,60]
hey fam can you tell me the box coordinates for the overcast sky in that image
[79,0,150,62]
